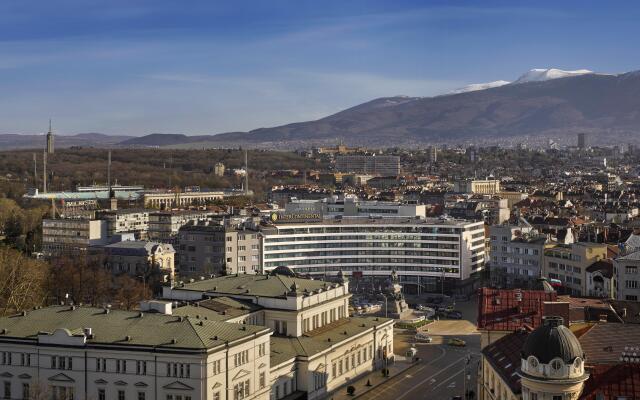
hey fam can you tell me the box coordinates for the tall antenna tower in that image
[43,151,47,193]
[107,150,111,191]
[33,153,38,189]
[244,149,249,195]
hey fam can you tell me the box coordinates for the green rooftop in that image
[0,305,269,351]
[176,274,342,299]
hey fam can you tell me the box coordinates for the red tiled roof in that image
[477,287,557,331]
[482,330,529,394]
[579,323,640,365]
[581,363,640,400]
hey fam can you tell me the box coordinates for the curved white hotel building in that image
[261,216,486,293]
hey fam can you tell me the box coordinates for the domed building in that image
[518,316,589,400]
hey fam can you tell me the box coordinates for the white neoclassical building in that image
[164,272,395,400]
[0,305,271,400]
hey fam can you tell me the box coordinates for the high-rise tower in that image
[46,119,54,154]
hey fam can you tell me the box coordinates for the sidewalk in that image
[328,358,420,400]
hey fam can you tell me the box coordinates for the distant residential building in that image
[335,155,400,176]
[543,242,608,296]
[489,225,548,288]
[148,210,217,241]
[96,209,150,239]
[445,195,509,224]
[268,185,331,206]
[177,221,261,276]
[103,240,175,278]
[284,196,427,219]
[614,250,640,301]
[42,218,107,256]
[427,146,438,163]
[578,132,587,149]
[214,162,225,177]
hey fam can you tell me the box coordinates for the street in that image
[358,297,480,400]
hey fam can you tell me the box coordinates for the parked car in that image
[415,332,433,343]
[448,338,466,347]
[447,311,463,320]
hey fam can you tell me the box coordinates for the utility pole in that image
[33,153,37,189]
[43,151,47,193]
[244,149,249,195]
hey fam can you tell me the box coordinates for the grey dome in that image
[522,317,584,364]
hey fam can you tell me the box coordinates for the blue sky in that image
[1,0,639,136]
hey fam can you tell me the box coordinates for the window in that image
[117,359,126,373]
[332,363,337,378]
[138,392,146,400]
[98,389,105,400]
[552,396,562,400]
[0,353,10,366]
[118,390,125,400]
[551,359,563,371]
[166,363,190,378]
[530,393,538,400]
[626,266,638,274]
[626,280,638,289]
[258,343,266,357]
[137,360,147,375]
[626,295,638,301]
[233,379,250,400]
[234,351,249,367]
[96,358,107,372]
[213,392,220,400]
[213,360,221,375]
[259,372,266,389]
[20,353,30,366]
[2,382,11,399]
[22,383,29,400]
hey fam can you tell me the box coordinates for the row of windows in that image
[265,242,460,251]
[275,226,464,235]
[1,352,30,366]
[302,306,346,334]
[331,345,374,379]
[285,265,461,274]
[265,234,460,243]
[265,250,460,259]
[265,258,460,268]
[234,351,249,367]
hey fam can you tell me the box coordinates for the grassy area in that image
[395,319,433,330]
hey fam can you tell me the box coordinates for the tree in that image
[0,246,49,315]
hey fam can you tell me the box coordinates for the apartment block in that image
[42,218,107,256]
[177,221,261,277]
[542,242,608,296]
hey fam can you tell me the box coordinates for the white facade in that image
[0,306,271,400]
[261,218,485,281]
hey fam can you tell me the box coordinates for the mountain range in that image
[2,68,640,150]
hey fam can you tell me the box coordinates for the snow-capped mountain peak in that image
[512,68,594,84]
[449,80,511,94]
